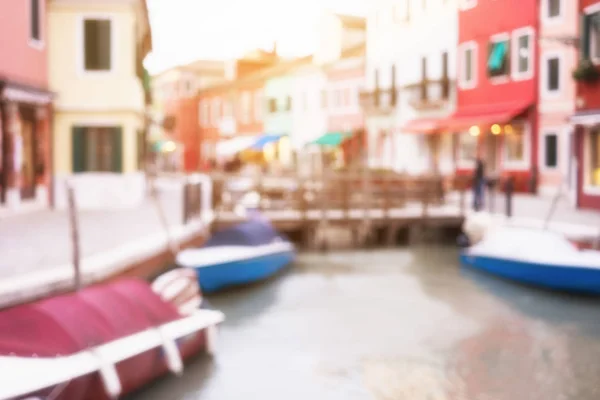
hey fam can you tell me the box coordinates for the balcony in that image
[359,88,397,114]
[405,79,453,111]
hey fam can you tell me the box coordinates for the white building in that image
[363,0,458,175]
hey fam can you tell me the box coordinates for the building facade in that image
[48,0,152,209]
[0,0,54,213]
[570,0,600,210]
[449,0,539,192]
[537,0,579,200]
[153,60,225,171]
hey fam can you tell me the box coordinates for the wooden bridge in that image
[182,171,471,248]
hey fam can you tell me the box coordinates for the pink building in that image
[324,44,366,134]
[0,0,54,212]
[537,0,579,202]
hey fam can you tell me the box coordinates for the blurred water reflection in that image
[129,246,600,400]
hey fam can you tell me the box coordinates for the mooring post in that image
[66,181,82,291]
[504,176,514,218]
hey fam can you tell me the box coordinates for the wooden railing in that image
[209,171,470,219]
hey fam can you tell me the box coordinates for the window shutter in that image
[581,14,591,60]
[72,126,86,173]
[111,127,123,173]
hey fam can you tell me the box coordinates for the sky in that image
[144,0,366,74]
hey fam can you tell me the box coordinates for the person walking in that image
[473,155,486,211]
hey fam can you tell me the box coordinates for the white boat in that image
[460,226,600,294]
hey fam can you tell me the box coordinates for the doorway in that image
[484,133,500,176]
[19,107,37,200]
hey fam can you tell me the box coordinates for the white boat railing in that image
[0,309,225,400]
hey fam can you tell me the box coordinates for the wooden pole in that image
[151,178,179,257]
[66,181,82,291]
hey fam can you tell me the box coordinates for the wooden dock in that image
[204,171,469,248]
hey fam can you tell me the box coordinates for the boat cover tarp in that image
[0,278,182,399]
[203,216,285,247]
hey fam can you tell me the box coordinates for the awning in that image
[249,134,285,150]
[0,80,55,105]
[401,118,447,134]
[311,132,351,147]
[443,101,532,130]
[216,135,258,157]
[569,109,600,126]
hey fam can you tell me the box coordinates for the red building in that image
[153,61,225,172]
[0,0,54,212]
[197,49,277,169]
[447,0,539,191]
[570,0,600,210]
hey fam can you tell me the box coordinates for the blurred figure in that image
[473,154,486,211]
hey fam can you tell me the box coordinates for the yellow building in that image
[48,0,152,209]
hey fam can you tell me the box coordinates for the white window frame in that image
[29,0,44,49]
[584,128,600,195]
[541,50,563,98]
[77,14,117,76]
[459,0,477,11]
[511,26,535,81]
[588,12,600,64]
[458,41,478,90]
[539,127,561,172]
[488,32,511,85]
[502,120,531,170]
[211,98,221,127]
[542,0,565,24]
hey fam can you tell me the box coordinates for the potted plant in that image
[572,59,600,82]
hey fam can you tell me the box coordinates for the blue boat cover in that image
[204,215,285,247]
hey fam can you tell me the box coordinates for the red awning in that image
[401,118,447,134]
[443,101,532,130]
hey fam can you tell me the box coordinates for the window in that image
[72,127,122,173]
[545,0,562,20]
[83,18,112,72]
[420,57,428,100]
[199,101,210,127]
[268,98,277,113]
[211,98,221,126]
[459,42,477,89]
[302,92,308,110]
[512,28,534,80]
[285,96,292,111]
[589,13,600,61]
[334,90,342,107]
[543,133,558,168]
[504,123,527,163]
[422,0,427,11]
[321,90,328,108]
[457,133,478,164]
[544,55,561,93]
[441,52,450,99]
[588,129,600,188]
[487,35,510,78]
[254,91,263,121]
[240,92,251,124]
[30,0,41,43]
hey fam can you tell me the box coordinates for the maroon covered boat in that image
[0,276,224,400]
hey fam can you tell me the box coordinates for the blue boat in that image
[176,217,295,292]
[460,226,600,294]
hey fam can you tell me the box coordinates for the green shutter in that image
[581,14,591,60]
[72,126,86,173]
[111,127,123,173]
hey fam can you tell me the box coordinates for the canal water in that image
[130,245,600,400]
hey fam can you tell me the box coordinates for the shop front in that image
[401,118,455,177]
[570,111,600,211]
[443,101,536,193]
[0,81,53,211]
